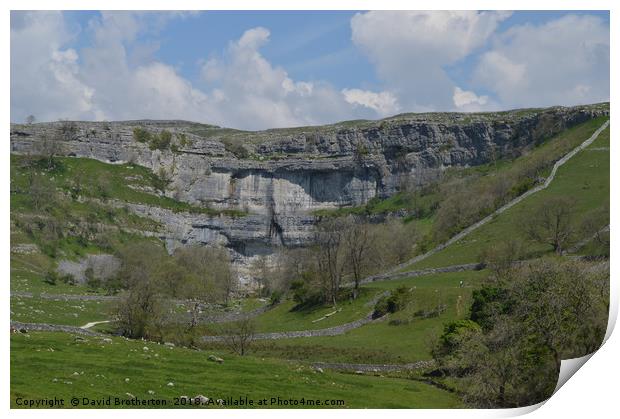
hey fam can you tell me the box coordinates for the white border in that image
[2,2,616,419]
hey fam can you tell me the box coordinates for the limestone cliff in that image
[10,104,608,278]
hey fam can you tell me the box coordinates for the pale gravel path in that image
[365,120,610,278]
[80,320,112,329]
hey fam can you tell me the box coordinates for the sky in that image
[10,10,610,130]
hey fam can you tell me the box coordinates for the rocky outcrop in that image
[10,104,609,273]
[57,254,121,284]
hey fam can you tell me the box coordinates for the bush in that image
[435,319,482,354]
[133,127,151,143]
[222,138,249,158]
[43,270,59,285]
[290,278,323,310]
[85,267,100,290]
[177,133,192,148]
[470,287,512,331]
[270,290,283,306]
[149,130,172,151]
[373,286,412,318]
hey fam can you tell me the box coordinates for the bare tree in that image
[342,216,372,298]
[220,318,256,356]
[32,134,65,170]
[523,196,576,254]
[25,115,36,125]
[28,174,56,211]
[314,218,347,305]
[580,206,610,249]
[173,246,236,304]
[479,239,524,281]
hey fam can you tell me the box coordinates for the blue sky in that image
[11,10,610,129]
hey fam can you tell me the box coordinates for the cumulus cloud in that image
[11,12,393,129]
[452,87,489,109]
[10,11,100,121]
[350,11,510,111]
[473,14,609,108]
[198,26,385,129]
[10,11,609,128]
[342,88,400,116]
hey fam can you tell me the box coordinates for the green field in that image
[11,296,112,327]
[405,125,610,270]
[11,332,462,409]
[249,288,379,333]
[237,270,488,364]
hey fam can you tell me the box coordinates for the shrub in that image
[61,274,77,286]
[222,138,249,158]
[85,267,101,290]
[470,287,512,331]
[133,127,151,143]
[435,319,482,354]
[148,130,172,151]
[270,290,283,306]
[43,270,59,286]
[373,286,412,318]
[177,133,192,147]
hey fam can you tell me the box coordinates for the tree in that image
[523,196,576,254]
[114,277,169,340]
[28,174,57,211]
[478,239,524,281]
[342,216,372,298]
[219,318,256,356]
[433,258,609,407]
[314,218,347,305]
[369,218,417,269]
[33,134,65,170]
[25,115,36,125]
[173,246,236,304]
[579,206,610,254]
[113,242,170,339]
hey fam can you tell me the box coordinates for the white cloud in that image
[198,26,386,129]
[11,11,609,128]
[452,87,488,109]
[342,88,400,116]
[11,12,391,129]
[473,14,609,108]
[10,11,100,121]
[350,11,510,110]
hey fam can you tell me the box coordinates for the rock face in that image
[57,254,121,284]
[10,104,608,276]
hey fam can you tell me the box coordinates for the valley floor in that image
[10,332,461,409]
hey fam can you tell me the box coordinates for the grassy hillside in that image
[405,125,609,270]
[10,296,112,327]
[11,332,461,409]
[206,270,489,364]
[9,113,609,409]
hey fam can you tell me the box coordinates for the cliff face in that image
[10,104,608,277]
